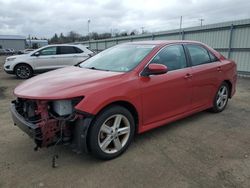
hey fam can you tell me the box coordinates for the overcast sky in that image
[0,0,250,38]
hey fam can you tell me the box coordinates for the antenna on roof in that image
[179,16,183,40]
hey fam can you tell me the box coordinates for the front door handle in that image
[184,73,193,79]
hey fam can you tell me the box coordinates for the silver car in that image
[4,44,93,79]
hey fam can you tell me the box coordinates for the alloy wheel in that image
[98,114,131,154]
[216,85,228,110]
[16,65,31,79]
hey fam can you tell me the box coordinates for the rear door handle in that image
[184,73,193,79]
[217,66,222,72]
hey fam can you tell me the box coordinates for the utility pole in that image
[199,18,204,26]
[29,34,31,48]
[179,16,182,40]
[87,19,91,41]
[141,27,144,34]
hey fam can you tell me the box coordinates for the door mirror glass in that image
[142,63,168,76]
[34,52,40,56]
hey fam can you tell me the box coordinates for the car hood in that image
[14,66,124,99]
[7,54,28,59]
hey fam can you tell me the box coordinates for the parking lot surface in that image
[0,55,250,188]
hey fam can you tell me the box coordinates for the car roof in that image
[125,40,204,46]
[39,44,93,53]
[45,44,88,48]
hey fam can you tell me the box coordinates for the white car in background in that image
[17,49,34,54]
[4,44,93,79]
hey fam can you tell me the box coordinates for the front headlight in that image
[6,57,16,61]
[51,97,83,116]
[52,100,73,116]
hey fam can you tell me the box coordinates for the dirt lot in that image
[0,55,250,188]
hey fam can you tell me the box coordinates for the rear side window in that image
[74,47,83,53]
[208,51,218,62]
[186,45,211,66]
[150,45,187,71]
[58,46,82,54]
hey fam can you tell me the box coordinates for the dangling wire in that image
[52,120,65,168]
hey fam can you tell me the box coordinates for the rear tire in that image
[14,64,33,79]
[89,105,135,160]
[210,82,229,113]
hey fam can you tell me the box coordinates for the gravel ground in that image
[0,55,250,188]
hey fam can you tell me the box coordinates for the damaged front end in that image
[10,97,93,153]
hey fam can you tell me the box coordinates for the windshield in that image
[80,44,155,72]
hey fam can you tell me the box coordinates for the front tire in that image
[89,105,135,160]
[14,64,33,79]
[210,82,229,113]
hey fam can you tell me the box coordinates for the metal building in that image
[0,35,26,51]
[26,39,48,49]
[81,18,250,75]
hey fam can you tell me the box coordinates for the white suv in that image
[4,44,93,79]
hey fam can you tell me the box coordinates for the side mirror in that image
[141,63,168,77]
[34,52,40,56]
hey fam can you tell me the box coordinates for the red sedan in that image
[11,40,237,159]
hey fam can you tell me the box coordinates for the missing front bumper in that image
[10,101,94,153]
[10,103,41,141]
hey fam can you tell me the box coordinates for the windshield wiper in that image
[87,67,110,71]
[89,66,98,70]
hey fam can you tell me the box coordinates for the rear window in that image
[58,46,82,54]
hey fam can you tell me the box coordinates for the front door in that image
[140,44,193,126]
[32,46,59,71]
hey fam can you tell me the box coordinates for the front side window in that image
[186,45,211,66]
[150,45,187,71]
[80,44,155,72]
[39,47,57,56]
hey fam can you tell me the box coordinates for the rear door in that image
[57,46,89,66]
[184,44,223,109]
[56,46,77,66]
[73,46,91,63]
[141,44,193,126]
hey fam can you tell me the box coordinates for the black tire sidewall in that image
[15,64,33,79]
[89,105,135,160]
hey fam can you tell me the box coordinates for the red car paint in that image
[13,40,237,136]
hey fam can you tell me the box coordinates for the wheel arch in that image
[14,62,34,73]
[85,100,139,153]
[94,100,139,130]
[223,80,232,98]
